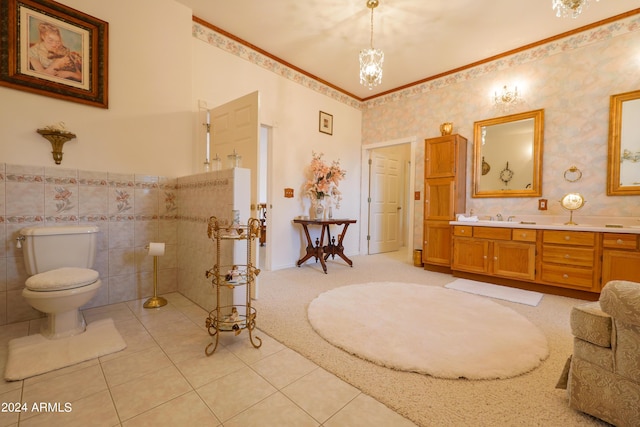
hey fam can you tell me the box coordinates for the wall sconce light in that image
[494,85,520,112]
[36,122,76,165]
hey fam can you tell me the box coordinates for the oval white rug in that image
[307,282,549,380]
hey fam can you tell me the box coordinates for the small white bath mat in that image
[445,278,543,306]
[4,318,126,381]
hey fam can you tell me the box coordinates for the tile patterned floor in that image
[0,293,416,426]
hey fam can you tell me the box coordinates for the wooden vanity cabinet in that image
[494,229,536,281]
[451,226,489,274]
[452,226,536,281]
[601,233,640,284]
[423,134,467,269]
[540,230,600,292]
[450,225,640,297]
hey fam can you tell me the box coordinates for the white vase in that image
[315,199,325,220]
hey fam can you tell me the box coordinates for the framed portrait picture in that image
[319,111,333,135]
[0,0,108,108]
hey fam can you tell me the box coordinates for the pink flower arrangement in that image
[304,151,346,208]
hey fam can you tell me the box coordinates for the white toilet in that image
[19,225,102,339]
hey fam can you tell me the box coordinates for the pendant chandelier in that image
[359,0,384,89]
[552,0,599,18]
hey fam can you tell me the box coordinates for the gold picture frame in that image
[607,89,640,195]
[0,0,109,108]
[319,111,333,135]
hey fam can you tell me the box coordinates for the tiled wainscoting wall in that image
[0,163,182,326]
[0,163,248,327]
[176,168,250,313]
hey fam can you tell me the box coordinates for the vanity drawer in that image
[542,245,594,267]
[543,230,595,246]
[541,264,594,289]
[453,226,472,237]
[473,227,511,240]
[512,229,537,242]
[603,233,638,250]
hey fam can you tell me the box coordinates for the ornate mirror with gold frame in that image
[607,89,640,196]
[472,109,544,198]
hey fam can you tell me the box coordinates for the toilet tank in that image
[20,225,100,276]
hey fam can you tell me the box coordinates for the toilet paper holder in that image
[144,242,167,309]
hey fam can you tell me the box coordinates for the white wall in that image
[2,1,637,280]
[191,37,363,270]
[0,0,194,177]
[0,0,364,274]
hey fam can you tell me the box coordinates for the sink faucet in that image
[507,216,516,222]
[496,213,503,221]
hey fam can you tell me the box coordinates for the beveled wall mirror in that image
[472,109,544,198]
[607,89,640,196]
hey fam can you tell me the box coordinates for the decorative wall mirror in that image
[607,89,640,196]
[472,109,544,198]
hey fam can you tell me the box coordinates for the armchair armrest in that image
[599,280,640,327]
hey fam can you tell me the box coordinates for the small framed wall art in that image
[0,0,109,108]
[319,111,333,135]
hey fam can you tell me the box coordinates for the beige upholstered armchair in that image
[567,280,640,426]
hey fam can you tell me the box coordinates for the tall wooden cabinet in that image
[423,134,467,270]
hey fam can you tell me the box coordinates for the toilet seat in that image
[25,267,99,292]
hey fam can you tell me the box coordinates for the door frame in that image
[259,124,273,273]
[360,136,417,260]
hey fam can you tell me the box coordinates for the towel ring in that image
[563,166,582,183]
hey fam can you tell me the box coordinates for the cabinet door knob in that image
[617,239,624,244]
[483,255,487,259]
[493,256,498,260]
[564,236,571,241]
[460,229,465,233]
[564,254,570,259]
[563,274,569,279]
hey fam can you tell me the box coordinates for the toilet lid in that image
[25,267,99,291]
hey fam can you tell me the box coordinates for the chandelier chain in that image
[369,5,374,48]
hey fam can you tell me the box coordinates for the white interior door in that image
[211,91,259,211]
[211,91,260,298]
[368,147,401,254]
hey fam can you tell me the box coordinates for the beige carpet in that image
[255,251,609,426]
[4,318,126,381]
[308,282,549,379]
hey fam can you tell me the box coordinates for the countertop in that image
[450,215,640,234]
